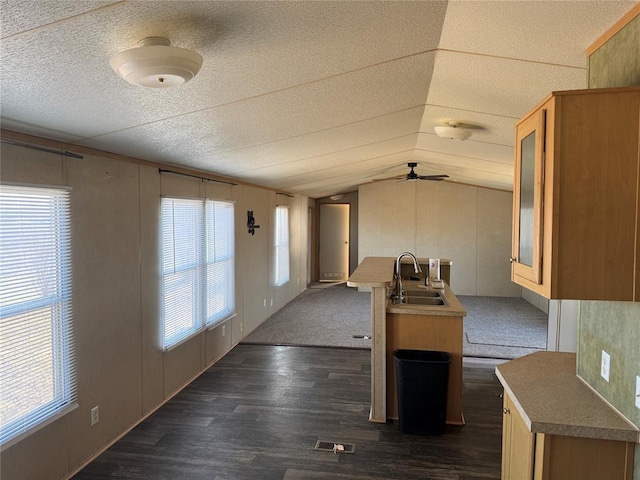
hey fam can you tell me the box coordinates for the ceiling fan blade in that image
[418,174,449,181]
[371,174,405,183]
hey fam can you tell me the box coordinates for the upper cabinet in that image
[511,87,640,301]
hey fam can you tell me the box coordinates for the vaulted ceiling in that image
[1,1,636,198]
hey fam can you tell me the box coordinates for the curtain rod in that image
[1,138,84,159]
[158,168,237,186]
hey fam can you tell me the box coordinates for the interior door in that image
[319,204,350,282]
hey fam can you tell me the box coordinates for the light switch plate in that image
[90,406,99,426]
[635,375,640,409]
[601,350,610,382]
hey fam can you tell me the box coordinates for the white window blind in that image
[161,198,204,349]
[206,201,235,327]
[0,184,75,446]
[274,206,290,286]
[162,198,235,349]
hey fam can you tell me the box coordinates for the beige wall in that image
[358,179,520,296]
[0,142,308,479]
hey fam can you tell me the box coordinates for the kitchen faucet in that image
[391,252,422,304]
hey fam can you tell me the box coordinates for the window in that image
[161,198,204,349]
[0,184,75,446]
[161,198,235,350]
[206,200,235,326]
[274,206,290,286]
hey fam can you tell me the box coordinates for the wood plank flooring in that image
[73,345,503,480]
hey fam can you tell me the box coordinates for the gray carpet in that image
[458,295,547,359]
[243,283,373,349]
[242,284,547,359]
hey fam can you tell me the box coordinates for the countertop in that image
[386,280,467,317]
[346,257,466,317]
[346,256,396,288]
[496,351,639,442]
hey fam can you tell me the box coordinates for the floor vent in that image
[314,440,356,454]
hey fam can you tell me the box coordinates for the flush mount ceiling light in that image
[434,121,472,141]
[110,37,203,88]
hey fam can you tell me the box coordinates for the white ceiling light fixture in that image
[110,37,203,88]
[434,121,472,141]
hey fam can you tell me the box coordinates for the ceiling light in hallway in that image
[110,37,203,88]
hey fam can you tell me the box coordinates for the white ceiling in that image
[1,1,636,198]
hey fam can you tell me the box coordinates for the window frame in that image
[205,199,235,328]
[161,197,235,351]
[274,205,290,287]
[161,197,205,350]
[0,183,76,447]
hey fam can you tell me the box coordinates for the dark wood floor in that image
[73,345,503,480]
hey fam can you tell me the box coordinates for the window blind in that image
[206,201,235,326]
[274,206,290,286]
[0,185,75,446]
[161,198,204,349]
[162,198,236,349]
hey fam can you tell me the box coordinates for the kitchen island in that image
[347,256,467,425]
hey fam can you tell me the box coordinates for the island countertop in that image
[496,351,639,443]
[346,257,466,317]
[386,280,466,316]
[346,256,396,288]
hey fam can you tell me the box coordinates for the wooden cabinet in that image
[511,87,640,300]
[501,393,534,479]
[501,391,635,480]
[385,311,464,426]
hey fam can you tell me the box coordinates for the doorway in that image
[318,203,350,282]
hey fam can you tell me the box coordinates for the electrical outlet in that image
[601,350,610,382]
[221,325,226,337]
[635,375,640,410]
[90,406,99,426]
[270,299,273,307]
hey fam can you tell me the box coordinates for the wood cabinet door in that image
[512,107,546,286]
[502,394,535,480]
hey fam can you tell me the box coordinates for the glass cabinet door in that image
[512,108,545,285]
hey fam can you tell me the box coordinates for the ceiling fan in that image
[398,162,449,182]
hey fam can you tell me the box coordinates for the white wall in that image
[358,179,520,296]
[0,141,308,479]
[546,299,578,352]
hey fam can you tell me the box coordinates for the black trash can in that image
[393,349,450,435]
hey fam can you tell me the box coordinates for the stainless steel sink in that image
[401,296,445,306]
[404,289,441,298]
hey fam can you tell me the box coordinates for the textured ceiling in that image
[1,0,636,198]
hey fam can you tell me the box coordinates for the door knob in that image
[509,256,516,264]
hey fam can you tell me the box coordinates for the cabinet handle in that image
[503,407,510,414]
[509,256,516,264]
